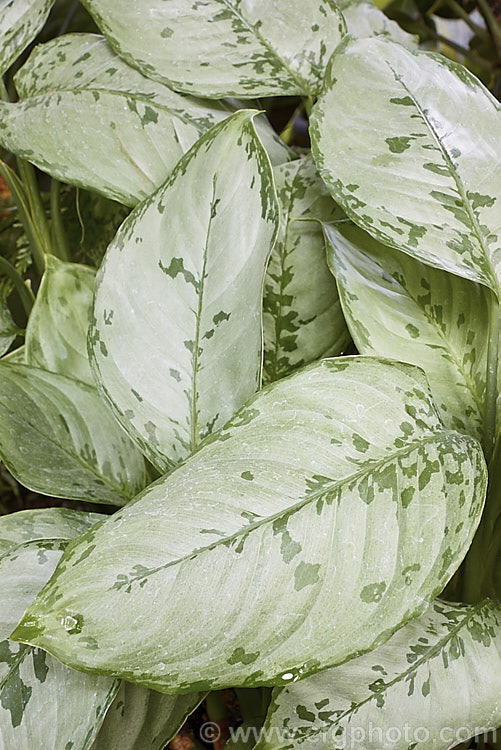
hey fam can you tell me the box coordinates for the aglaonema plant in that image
[0,1,499,749]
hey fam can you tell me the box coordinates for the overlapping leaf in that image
[81,0,346,97]
[25,256,95,385]
[12,359,486,691]
[0,33,228,205]
[0,363,146,504]
[263,157,350,384]
[0,509,118,750]
[324,221,489,440]
[257,599,501,750]
[338,0,418,46]
[0,0,55,74]
[0,301,18,357]
[0,34,291,205]
[311,37,501,293]
[0,507,102,559]
[91,682,204,750]
[89,110,279,473]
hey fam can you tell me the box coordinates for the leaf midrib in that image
[268,164,301,380]
[18,88,208,131]
[189,176,217,452]
[337,235,487,424]
[0,368,128,501]
[117,430,462,585]
[219,0,310,93]
[291,601,492,742]
[387,60,498,294]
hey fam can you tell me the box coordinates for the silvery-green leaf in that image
[263,157,350,384]
[91,682,205,750]
[0,363,146,505]
[81,0,346,98]
[0,507,102,559]
[0,301,18,357]
[257,599,501,750]
[338,0,418,46]
[324,221,489,441]
[0,33,230,206]
[0,512,118,750]
[0,0,55,74]
[25,256,95,385]
[311,37,501,293]
[12,358,486,692]
[0,34,289,206]
[90,110,279,473]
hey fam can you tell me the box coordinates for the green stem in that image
[17,159,52,257]
[482,293,499,462]
[302,96,314,118]
[235,688,267,723]
[462,433,501,603]
[279,102,304,145]
[477,0,501,56]
[444,0,490,37]
[0,159,45,277]
[205,692,227,723]
[0,256,34,316]
[434,34,493,71]
[50,179,70,261]
[480,514,501,598]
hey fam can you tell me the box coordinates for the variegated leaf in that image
[263,157,350,384]
[0,507,102,559]
[0,301,18,357]
[0,363,146,505]
[12,359,486,692]
[0,509,118,750]
[0,34,290,206]
[324,221,489,441]
[25,256,95,386]
[338,0,418,46]
[257,599,501,750]
[0,0,55,74]
[90,110,279,473]
[311,37,501,293]
[91,682,205,750]
[80,0,346,97]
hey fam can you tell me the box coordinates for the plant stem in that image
[50,179,70,261]
[0,256,34,316]
[279,102,304,145]
[205,692,227,723]
[444,0,490,37]
[1,75,50,268]
[235,688,266,723]
[480,514,501,597]
[477,0,501,56]
[17,159,52,256]
[435,34,493,71]
[302,96,314,118]
[462,433,501,603]
[482,292,499,462]
[0,159,45,277]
